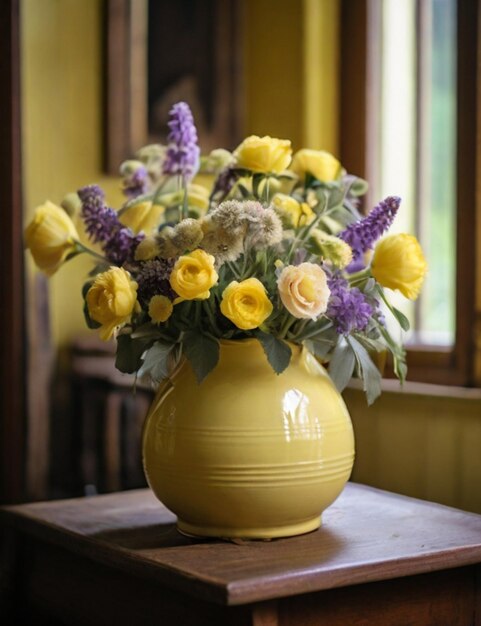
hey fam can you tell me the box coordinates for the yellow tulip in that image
[290,149,341,183]
[170,249,218,300]
[371,234,428,300]
[220,278,273,330]
[119,201,165,235]
[233,135,292,174]
[148,295,173,323]
[86,267,139,340]
[24,200,79,275]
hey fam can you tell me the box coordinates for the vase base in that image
[176,515,322,540]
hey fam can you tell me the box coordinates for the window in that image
[340,0,480,386]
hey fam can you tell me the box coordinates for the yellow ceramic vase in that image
[142,339,355,539]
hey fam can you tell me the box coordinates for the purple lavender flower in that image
[162,102,200,180]
[135,258,176,305]
[327,276,374,335]
[339,195,401,270]
[122,165,149,199]
[78,185,144,264]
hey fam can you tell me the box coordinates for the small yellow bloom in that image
[148,295,173,323]
[290,149,341,183]
[119,201,165,235]
[220,278,273,330]
[272,193,314,228]
[170,249,218,300]
[134,236,161,261]
[277,263,330,320]
[24,200,79,275]
[86,267,139,340]
[371,234,428,300]
[233,135,292,174]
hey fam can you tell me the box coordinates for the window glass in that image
[375,0,456,346]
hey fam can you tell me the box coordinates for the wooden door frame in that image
[0,0,26,504]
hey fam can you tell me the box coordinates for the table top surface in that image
[2,483,481,606]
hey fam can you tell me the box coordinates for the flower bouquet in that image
[25,101,427,405]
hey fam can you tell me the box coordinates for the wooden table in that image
[1,483,481,625]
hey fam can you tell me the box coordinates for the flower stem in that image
[74,241,109,264]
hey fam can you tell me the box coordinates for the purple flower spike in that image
[123,165,149,199]
[162,102,200,180]
[327,277,374,335]
[78,184,144,264]
[339,195,401,270]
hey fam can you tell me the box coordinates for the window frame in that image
[340,0,480,387]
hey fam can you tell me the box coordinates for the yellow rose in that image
[220,278,273,330]
[233,135,292,173]
[290,149,341,182]
[148,295,173,323]
[277,263,330,319]
[86,267,139,340]
[119,201,165,234]
[272,193,314,228]
[170,249,218,300]
[24,200,79,275]
[371,234,428,300]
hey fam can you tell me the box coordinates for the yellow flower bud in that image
[119,201,165,234]
[86,267,139,340]
[148,295,173,323]
[220,278,273,330]
[24,200,79,275]
[371,234,428,300]
[306,230,353,269]
[271,193,314,228]
[290,149,341,183]
[277,263,330,319]
[233,135,292,173]
[134,236,161,261]
[170,249,218,300]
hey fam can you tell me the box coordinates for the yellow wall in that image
[244,0,340,153]
[345,387,481,514]
[22,0,122,347]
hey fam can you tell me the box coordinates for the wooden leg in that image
[251,601,279,626]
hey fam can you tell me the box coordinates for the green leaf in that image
[81,282,101,329]
[255,330,292,374]
[115,334,152,374]
[183,331,219,383]
[305,337,335,361]
[328,338,356,392]
[392,307,410,331]
[237,184,251,199]
[137,341,176,382]
[348,336,382,405]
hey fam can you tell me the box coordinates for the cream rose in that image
[277,263,330,319]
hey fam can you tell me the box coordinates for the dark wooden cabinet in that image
[1,483,481,625]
